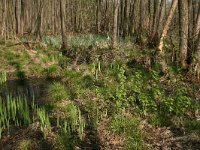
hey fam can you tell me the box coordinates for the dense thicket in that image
[0,0,199,76]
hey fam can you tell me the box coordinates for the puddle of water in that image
[0,78,59,105]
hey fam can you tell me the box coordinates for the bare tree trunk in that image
[138,0,145,45]
[178,0,189,68]
[152,0,160,37]
[123,0,128,37]
[187,0,194,64]
[1,0,6,40]
[60,0,68,52]
[157,0,178,73]
[96,0,101,33]
[129,1,135,36]
[150,0,166,47]
[194,2,200,40]
[20,0,25,35]
[194,31,200,78]
[15,0,21,35]
[158,0,178,52]
[157,0,166,39]
[35,0,43,40]
[112,0,119,49]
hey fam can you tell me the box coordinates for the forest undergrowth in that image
[0,35,200,150]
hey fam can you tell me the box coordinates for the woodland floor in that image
[0,36,200,150]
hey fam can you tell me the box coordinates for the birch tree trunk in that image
[158,0,178,52]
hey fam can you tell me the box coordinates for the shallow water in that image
[0,78,58,105]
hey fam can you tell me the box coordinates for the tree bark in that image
[194,31,200,78]
[157,0,166,38]
[96,0,101,33]
[112,0,119,49]
[194,2,200,40]
[15,0,21,35]
[60,0,68,52]
[158,0,178,52]
[20,0,25,35]
[1,0,6,39]
[178,0,189,68]
[35,0,43,40]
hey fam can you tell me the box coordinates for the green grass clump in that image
[110,114,144,150]
[54,104,85,149]
[64,104,85,140]
[49,82,69,103]
[0,95,31,138]
[0,71,7,84]
[36,107,51,139]
[44,65,62,77]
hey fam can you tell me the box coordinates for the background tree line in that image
[0,0,199,75]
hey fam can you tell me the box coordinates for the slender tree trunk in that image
[194,31,200,78]
[1,0,6,39]
[123,0,128,37]
[178,0,189,68]
[20,0,25,35]
[150,0,166,47]
[152,0,159,37]
[96,0,101,33]
[157,0,166,38]
[194,2,200,40]
[112,0,119,49]
[187,0,193,64]
[35,0,43,40]
[138,0,145,45]
[129,1,135,36]
[157,0,178,73]
[15,0,21,35]
[158,0,178,52]
[148,0,152,36]
[60,0,68,52]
